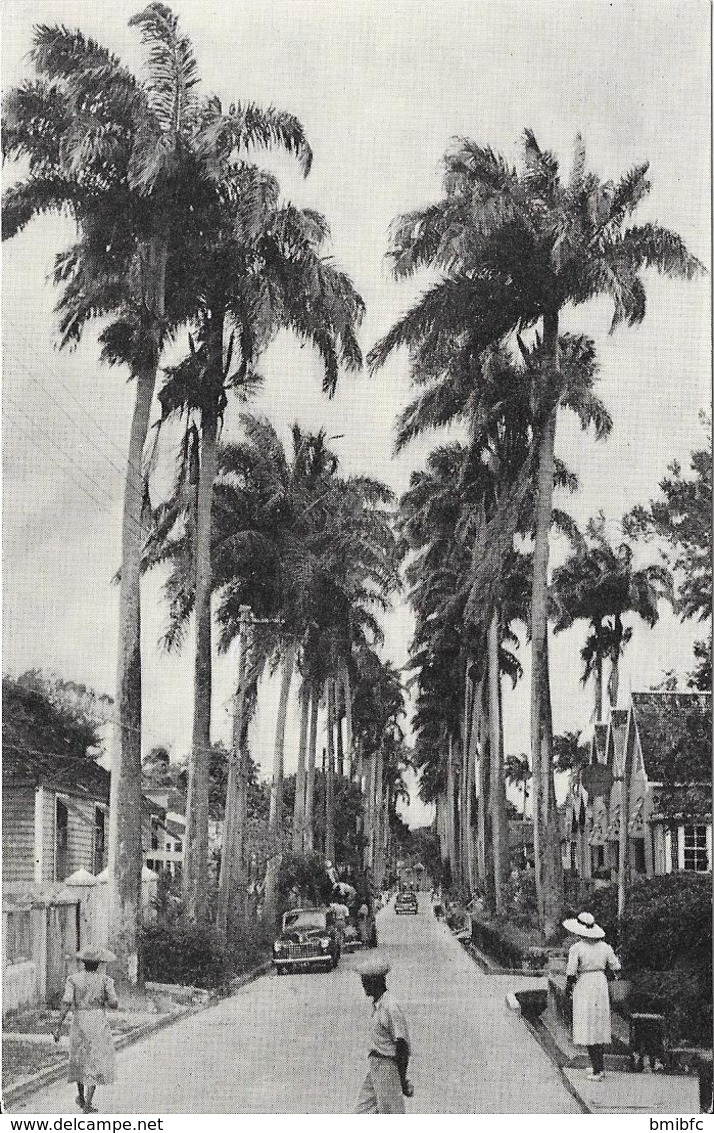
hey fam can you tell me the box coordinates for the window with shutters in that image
[93,807,106,875]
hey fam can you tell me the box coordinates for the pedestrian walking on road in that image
[355,953,412,1113]
[564,912,621,1082]
[53,946,119,1113]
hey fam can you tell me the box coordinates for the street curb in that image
[518,1013,591,1114]
[3,961,272,1110]
[460,936,547,977]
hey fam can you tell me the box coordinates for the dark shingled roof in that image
[650,783,712,822]
[3,747,110,803]
[631,691,712,784]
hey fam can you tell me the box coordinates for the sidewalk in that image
[461,929,704,1116]
[563,1068,700,1115]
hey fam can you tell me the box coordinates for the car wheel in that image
[276,965,286,975]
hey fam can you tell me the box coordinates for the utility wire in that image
[3,402,147,545]
[5,320,148,491]
[4,344,146,511]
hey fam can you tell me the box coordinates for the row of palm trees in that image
[4,7,703,961]
[143,415,404,925]
[2,4,403,979]
[372,132,702,938]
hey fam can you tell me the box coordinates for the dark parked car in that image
[395,891,419,915]
[272,907,340,973]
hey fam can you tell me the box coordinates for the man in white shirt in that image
[355,954,412,1113]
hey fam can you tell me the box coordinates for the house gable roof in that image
[630,691,712,785]
[3,747,110,803]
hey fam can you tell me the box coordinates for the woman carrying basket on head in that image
[564,912,621,1083]
[53,945,118,1113]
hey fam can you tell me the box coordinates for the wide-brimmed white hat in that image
[76,945,117,963]
[562,912,605,940]
[356,952,391,977]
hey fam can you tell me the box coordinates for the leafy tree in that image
[371,130,702,937]
[2,670,112,761]
[625,415,712,692]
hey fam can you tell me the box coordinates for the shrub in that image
[142,920,229,988]
[587,873,712,978]
[142,916,272,989]
[503,869,538,925]
[627,970,711,1047]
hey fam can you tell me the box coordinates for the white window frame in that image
[678,824,710,872]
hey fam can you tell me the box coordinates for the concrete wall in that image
[2,959,36,1014]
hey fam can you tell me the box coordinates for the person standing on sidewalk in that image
[564,912,621,1082]
[53,945,118,1113]
[355,954,413,1113]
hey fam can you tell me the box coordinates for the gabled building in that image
[564,691,711,889]
[628,691,712,877]
[3,749,111,892]
[143,787,186,877]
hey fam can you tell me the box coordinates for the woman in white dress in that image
[564,912,621,1082]
[53,945,118,1112]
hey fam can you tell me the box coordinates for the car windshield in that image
[282,910,326,932]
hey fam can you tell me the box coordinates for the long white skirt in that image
[67,1011,116,1085]
[572,970,611,1046]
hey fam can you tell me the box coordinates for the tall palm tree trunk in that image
[108,237,166,986]
[374,745,384,886]
[341,658,354,777]
[446,734,457,884]
[304,685,318,852]
[269,641,297,836]
[478,681,496,912]
[530,310,563,939]
[488,608,508,913]
[465,675,478,893]
[183,400,219,922]
[325,677,336,862]
[593,618,604,721]
[217,607,250,933]
[336,707,344,779]
[108,363,155,987]
[293,683,309,852]
[608,614,624,710]
[365,753,376,870]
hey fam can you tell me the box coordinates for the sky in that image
[2,0,711,827]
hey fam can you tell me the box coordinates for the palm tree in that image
[3,2,313,972]
[551,514,673,720]
[370,130,702,937]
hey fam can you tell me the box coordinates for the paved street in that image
[12,900,579,1114]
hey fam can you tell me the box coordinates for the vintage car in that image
[272,907,340,973]
[395,891,419,915]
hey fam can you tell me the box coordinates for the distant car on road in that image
[395,891,419,915]
[272,907,340,973]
